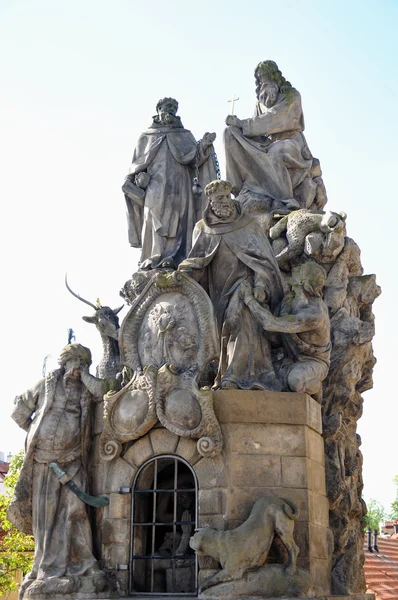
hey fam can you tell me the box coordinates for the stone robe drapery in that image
[179,206,284,390]
[8,371,100,580]
[225,89,312,200]
[126,124,217,269]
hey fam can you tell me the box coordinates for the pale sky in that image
[1,0,397,511]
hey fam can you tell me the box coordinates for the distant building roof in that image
[0,461,9,479]
[365,537,398,599]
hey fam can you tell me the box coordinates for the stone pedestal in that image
[211,391,331,597]
[99,391,333,597]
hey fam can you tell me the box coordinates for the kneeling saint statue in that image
[179,180,284,390]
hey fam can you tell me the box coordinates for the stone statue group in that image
[122,59,334,397]
[8,60,380,599]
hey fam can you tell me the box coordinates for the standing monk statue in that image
[179,180,284,391]
[123,97,217,270]
[224,61,326,211]
[7,344,109,599]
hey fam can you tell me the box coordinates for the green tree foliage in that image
[388,475,398,520]
[0,450,34,595]
[363,498,386,531]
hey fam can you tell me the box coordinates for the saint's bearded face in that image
[157,101,178,125]
[209,192,235,219]
[259,80,279,108]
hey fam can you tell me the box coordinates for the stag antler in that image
[65,274,97,310]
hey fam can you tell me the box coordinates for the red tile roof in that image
[365,537,398,599]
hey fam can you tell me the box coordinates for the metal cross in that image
[228,95,239,115]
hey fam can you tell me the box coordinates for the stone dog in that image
[190,495,300,590]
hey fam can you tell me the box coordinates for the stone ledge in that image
[47,594,376,600]
[213,390,322,434]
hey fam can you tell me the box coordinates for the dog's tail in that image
[282,498,300,521]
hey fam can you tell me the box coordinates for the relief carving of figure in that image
[224,60,326,211]
[179,180,284,391]
[241,261,331,397]
[123,97,217,270]
[7,344,109,599]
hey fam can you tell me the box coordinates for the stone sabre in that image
[179,179,284,390]
[7,344,109,599]
[123,97,217,270]
[240,261,331,396]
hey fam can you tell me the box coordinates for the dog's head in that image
[190,528,214,555]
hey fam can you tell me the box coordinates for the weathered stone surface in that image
[149,427,179,455]
[194,454,226,489]
[223,423,307,456]
[199,489,224,515]
[104,457,135,493]
[306,427,325,465]
[229,454,281,488]
[175,435,202,465]
[123,435,153,468]
[282,457,308,488]
[214,390,322,433]
[108,493,130,520]
[309,491,330,527]
[103,518,131,545]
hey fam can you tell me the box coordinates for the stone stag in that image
[65,275,123,379]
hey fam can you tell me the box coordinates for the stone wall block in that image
[281,456,308,488]
[306,427,325,464]
[105,458,136,493]
[109,492,131,520]
[213,390,321,433]
[229,454,281,488]
[310,557,331,596]
[293,520,310,558]
[198,514,227,530]
[199,489,223,515]
[306,395,322,434]
[194,455,226,489]
[309,523,329,559]
[103,542,129,567]
[175,436,201,465]
[149,428,179,455]
[226,487,273,522]
[308,491,330,527]
[308,458,327,495]
[103,518,131,545]
[224,423,306,456]
[123,435,153,469]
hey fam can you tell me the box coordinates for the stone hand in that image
[202,132,216,150]
[253,286,266,304]
[225,115,243,128]
[239,280,254,304]
[135,172,150,189]
[181,510,192,535]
